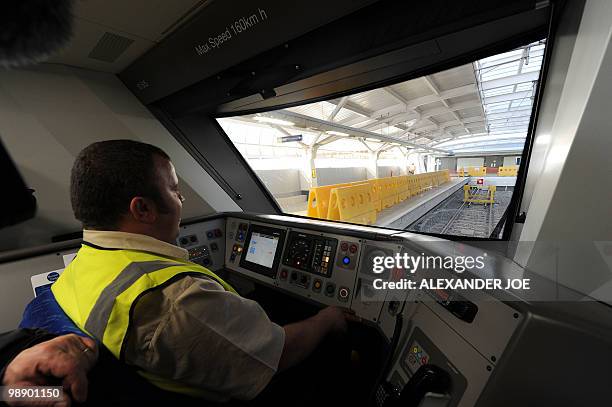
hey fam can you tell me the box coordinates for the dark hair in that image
[71,140,171,230]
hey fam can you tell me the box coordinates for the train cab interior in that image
[1,0,611,406]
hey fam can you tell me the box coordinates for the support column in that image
[367,150,378,179]
[302,144,320,188]
[399,147,413,175]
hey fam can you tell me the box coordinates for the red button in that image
[341,242,348,251]
[349,244,358,254]
[280,270,288,279]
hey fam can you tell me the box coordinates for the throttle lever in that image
[383,364,451,407]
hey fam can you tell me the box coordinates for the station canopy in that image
[219,40,546,160]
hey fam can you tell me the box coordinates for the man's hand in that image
[315,306,361,336]
[279,307,361,371]
[2,334,98,406]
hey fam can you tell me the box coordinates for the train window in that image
[218,40,546,239]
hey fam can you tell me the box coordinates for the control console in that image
[277,229,360,307]
[224,218,364,309]
[282,232,337,277]
[177,217,226,271]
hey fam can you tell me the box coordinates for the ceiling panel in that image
[73,0,208,42]
[46,18,155,73]
[45,0,211,73]
[431,64,475,91]
[389,79,432,102]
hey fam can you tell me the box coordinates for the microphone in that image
[0,0,74,67]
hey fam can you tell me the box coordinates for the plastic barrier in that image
[397,176,410,201]
[327,183,376,225]
[307,170,451,220]
[408,176,419,196]
[468,167,487,177]
[381,177,399,208]
[463,185,496,204]
[498,166,518,176]
[417,174,430,192]
[306,181,357,219]
[367,179,382,212]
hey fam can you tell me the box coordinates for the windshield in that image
[218,40,546,239]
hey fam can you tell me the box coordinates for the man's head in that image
[71,140,184,244]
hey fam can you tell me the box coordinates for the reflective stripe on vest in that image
[52,243,237,397]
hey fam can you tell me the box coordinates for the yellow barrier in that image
[463,185,496,204]
[327,183,376,225]
[397,176,410,201]
[306,181,358,219]
[378,177,398,208]
[418,174,430,192]
[458,168,466,177]
[307,170,451,221]
[307,185,332,219]
[467,167,487,177]
[498,166,518,176]
[408,176,419,196]
[366,180,382,212]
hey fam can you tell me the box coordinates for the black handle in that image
[384,364,451,407]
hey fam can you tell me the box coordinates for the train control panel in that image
[177,216,226,272]
[224,217,380,312]
[180,214,532,407]
[4,212,610,407]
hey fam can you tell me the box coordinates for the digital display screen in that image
[245,232,279,269]
[239,224,286,279]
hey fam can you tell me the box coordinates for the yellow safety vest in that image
[52,243,237,398]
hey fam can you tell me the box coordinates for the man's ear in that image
[128,197,157,224]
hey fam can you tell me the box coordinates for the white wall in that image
[0,64,239,252]
[256,169,302,197]
[317,167,367,186]
[378,166,402,178]
[503,156,520,167]
[457,157,485,169]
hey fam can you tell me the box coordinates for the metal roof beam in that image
[483,90,533,104]
[328,96,348,121]
[267,110,451,154]
[366,83,478,119]
[480,70,540,91]
[422,76,472,137]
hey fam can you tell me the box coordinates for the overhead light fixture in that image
[326,130,349,136]
[437,138,452,143]
[253,116,295,126]
[390,142,401,146]
[404,118,418,127]
[365,137,380,142]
